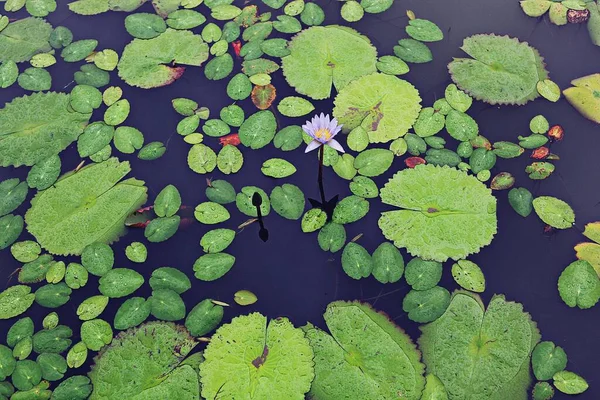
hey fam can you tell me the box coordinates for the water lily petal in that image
[328,139,345,153]
[305,140,322,153]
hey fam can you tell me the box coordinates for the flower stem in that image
[318,145,325,205]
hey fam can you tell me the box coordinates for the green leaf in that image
[332,153,357,180]
[78,122,114,158]
[194,201,230,224]
[405,258,443,290]
[217,144,243,174]
[553,371,588,394]
[151,270,190,297]
[270,184,305,220]
[333,73,422,143]
[125,12,166,39]
[372,242,404,283]
[206,179,236,204]
[114,126,144,154]
[205,53,233,80]
[532,381,554,400]
[26,159,147,255]
[317,223,346,253]
[35,282,72,308]
[12,360,41,391]
[394,39,432,63]
[200,229,235,253]
[154,184,181,218]
[188,143,217,174]
[74,63,110,87]
[537,79,561,102]
[414,107,445,137]
[532,196,575,229]
[98,268,144,298]
[48,26,73,48]
[145,217,179,243]
[451,259,485,292]
[239,110,277,149]
[185,299,223,337]
[200,313,314,399]
[0,92,91,167]
[10,241,40,263]
[81,242,113,277]
[341,242,372,279]
[508,187,533,217]
[449,34,548,105]
[17,66,51,91]
[520,0,551,17]
[113,297,151,330]
[0,17,52,63]
[37,353,66,381]
[66,342,87,368]
[70,84,103,114]
[61,39,98,62]
[273,14,301,33]
[89,321,200,399]
[125,242,147,263]
[0,214,23,250]
[0,345,15,380]
[445,110,478,141]
[419,293,540,400]
[277,96,315,117]
[341,0,364,22]
[405,19,443,42]
[65,262,88,289]
[563,73,600,124]
[227,73,252,100]
[532,341,568,381]
[353,148,394,176]
[0,60,18,88]
[282,26,377,100]
[332,195,369,224]
[7,317,33,348]
[52,375,92,400]
[0,178,28,216]
[77,295,108,321]
[349,176,378,198]
[118,29,209,88]
[193,252,236,281]
[261,158,297,178]
[301,208,327,232]
[32,325,72,353]
[360,0,393,13]
[167,9,206,29]
[421,374,449,400]
[558,260,600,309]
[236,186,270,217]
[104,99,130,126]
[211,4,242,20]
[150,289,186,321]
[18,254,53,283]
[305,301,425,399]
[403,287,451,323]
[379,165,497,262]
[0,285,35,319]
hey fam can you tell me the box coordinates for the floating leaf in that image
[118,29,209,88]
[449,34,548,105]
[403,287,451,323]
[558,260,600,309]
[239,110,277,149]
[508,187,533,217]
[114,297,151,330]
[405,19,443,42]
[270,184,305,220]
[217,144,243,174]
[563,73,600,124]
[236,186,270,217]
[18,66,51,91]
[332,195,369,225]
[61,39,98,62]
[12,360,42,391]
[532,341,568,381]
[419,292,540,400]
[0,285,35,319]
[301,208,327,232]
[11,241,40,263]
[333,73,422,143]
[114,126,144,154]
[277,96,314,117]
[305,301,425,399]
[261,158,297,178]
[188,144,217,174]
[553,371,588,395]
[195,202,230,224]
[0,17,52,63]
[532,196,575,229]
[405,258,443,290]
[200,229,235,254]
[89,321,200,399]
[26,159,147,255]
[282,25,377,100]
[537,79,561,102]
[451,259,485,292]
[32,325,72,353]
[341,242,372,279]
[0,178,28,217]
[379,165,497,262]
[81,242,113,277]
[317,223,346,253]
[125,12,166,39]
[150,289,186,321]
[234,290,257,306]
[200,313,314,399]
[0,92,91,167]
[98,268,144,298]
[154,185,181,218]
[66,341,88,369]
[185,299,223,337]
[372,242,404,283]
[353,148,394,176]
[394,39,432,63]
[35,282,72,308]
[193,253,236,281]
[206,179,236,204]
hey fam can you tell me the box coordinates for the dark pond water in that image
[1,0,600,398]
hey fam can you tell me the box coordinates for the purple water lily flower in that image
[302,113,344,153]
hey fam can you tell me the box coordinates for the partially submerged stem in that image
[318,145,326,205]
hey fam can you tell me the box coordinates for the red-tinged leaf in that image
[251,84,276,110]
[548,125,564,141]
[405,157,426,168]
[232,41,242,58]
[219,133,241,146]
[531,146,550,159]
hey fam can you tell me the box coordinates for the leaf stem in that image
[318,145,326,205]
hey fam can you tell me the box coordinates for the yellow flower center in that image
[314,128,332,142]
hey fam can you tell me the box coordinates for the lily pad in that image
[532,196,575,229]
